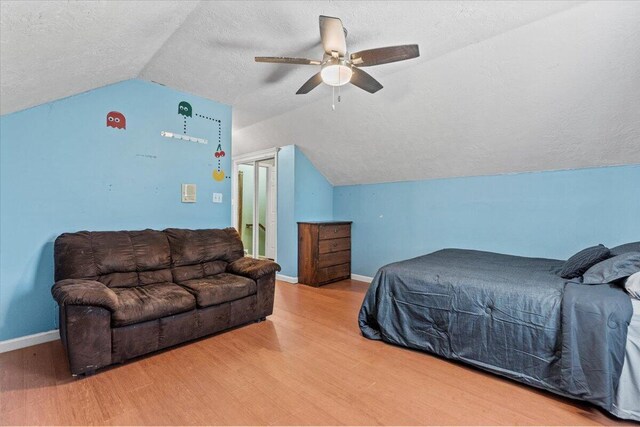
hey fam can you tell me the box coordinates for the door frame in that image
[232,147,279,260]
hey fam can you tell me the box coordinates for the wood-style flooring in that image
[0,279,635,425]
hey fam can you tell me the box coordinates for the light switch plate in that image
[212,192,223,203]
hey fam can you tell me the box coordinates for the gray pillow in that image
[581,252,640,285]
[625,271,640,299]
[610,241,640,256]
[560,244,611,279]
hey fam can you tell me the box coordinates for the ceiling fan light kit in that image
[320,58,352,86]
[255,15,420,104]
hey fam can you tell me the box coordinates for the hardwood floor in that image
[0,279,634,426]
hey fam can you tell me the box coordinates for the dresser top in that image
[297,221,352,225]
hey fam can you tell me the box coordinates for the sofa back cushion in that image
[55,229,172,287]
[164,228,244,282]
[55,227,244,286]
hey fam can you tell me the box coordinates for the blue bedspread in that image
[358,249,633,416]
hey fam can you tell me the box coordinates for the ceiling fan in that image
[255,15,420,95]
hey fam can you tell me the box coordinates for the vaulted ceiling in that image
[2,1,639,184]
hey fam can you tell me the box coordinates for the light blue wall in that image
[0,79,232,341]
[294,147,333,223]
[334,165,640,277]
[277,146,297,276]
[276,145,334,277]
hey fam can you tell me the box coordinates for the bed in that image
[614,297,640,420]
[358,249,639,421]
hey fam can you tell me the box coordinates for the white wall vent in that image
[181,183,197,203]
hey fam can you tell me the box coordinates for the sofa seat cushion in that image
[112,282,196,327]
[178,273,257,308]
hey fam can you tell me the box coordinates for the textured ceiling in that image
[234,1,640,184]
[1,1,579,121]
[2,1,639,184]
[139,1,582,129]
[0,1,199,114]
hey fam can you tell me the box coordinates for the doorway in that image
[232,149,278,260]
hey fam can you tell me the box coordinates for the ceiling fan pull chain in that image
[338,68,342,103]
[332,86,336,111]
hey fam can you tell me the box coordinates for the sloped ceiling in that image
[139,1,582,129]
[2,1,639,184]
[0,1,199,114]
[233,1,640,184]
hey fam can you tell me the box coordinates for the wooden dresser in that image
[298,221,352,287]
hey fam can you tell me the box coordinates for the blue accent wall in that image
[276,145,333,277]
[0,79,232,341]
[334,165,640,278]
[277,145,297,277]
[294,147,333,223]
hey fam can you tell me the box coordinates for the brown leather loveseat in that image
[51,227,280,375]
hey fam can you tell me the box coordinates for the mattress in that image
[613,297,640,421]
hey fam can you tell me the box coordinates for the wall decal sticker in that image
[173,103,228,181]
[212,170,225,181]
[106,111,126,129]
[194,113,221,145]
[178,101,192,117]
[212,146,230,181]
[195,114,220,123]
[215,144,225,158]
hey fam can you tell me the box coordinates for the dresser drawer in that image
[316,263,350,284]
[319,237,350,254]
[319,224,351,240]
[318,250,351,268]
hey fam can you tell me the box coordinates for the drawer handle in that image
[334,228,338,233]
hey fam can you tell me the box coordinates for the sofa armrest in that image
[226,257,281,280]
[52,279,118,312]
[59,305,112,375]
[255,275,276,319]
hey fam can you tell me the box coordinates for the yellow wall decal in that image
[212,169,225,181]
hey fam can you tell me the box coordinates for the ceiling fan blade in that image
[255,57,322,65]
[350,44,420,67]
[350,68,383,93]
[296,72,323,94]
[319,15,347,57]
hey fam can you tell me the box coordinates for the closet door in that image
[236,157,276,260]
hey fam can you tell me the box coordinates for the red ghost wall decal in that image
[106,111,126,129]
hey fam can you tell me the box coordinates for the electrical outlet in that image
[212,192,223,203]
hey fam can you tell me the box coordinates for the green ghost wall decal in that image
[178,101,192,117]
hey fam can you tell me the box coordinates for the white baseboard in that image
[0,329,60,353]
[351,274,373,283]
[276,274,298,284]
[278,273,371,284]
